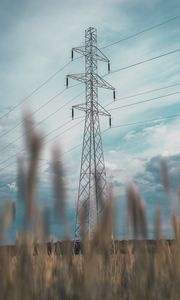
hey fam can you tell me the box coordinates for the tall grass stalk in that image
[0,112,179,300]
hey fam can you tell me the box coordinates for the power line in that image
[0,91,84,167]
[31,88,67,114]
[1,45,179,141]
[38,142,83,165]
[1,112,180,189]
[65,142,82,154]
[112,82,180,102]
[109,47,180,75]
[0,89,66,139]
[0,117,82,168]
[0,87,83,141]
[1,13,179,123]
[0,118,84,172]
[109,90,180,111]
[33,82,82,115]
[0,140,84,191]
[0,87,179,163]
[1,80,179,167]
[1,15,180,186]
[54,112,180,142]
[0,114,180,180]
[25,118,84,170]
[43,119,84,146]
[2,84,178,168]
[1,79,178,154]
[37,91,84,127]
[71,46,180,82]
[101,14,180,50]
[0,88,66,139]
[105,113,180,131]
[0,61,72,121]
[61,14,180,61]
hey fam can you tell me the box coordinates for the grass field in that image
[0,229,179,299]
[0,113,179,300]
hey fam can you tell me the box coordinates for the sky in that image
[0,0,180,241]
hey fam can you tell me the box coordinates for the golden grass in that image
[0,111,179,300]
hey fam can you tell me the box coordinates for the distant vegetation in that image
[0,111,179,300]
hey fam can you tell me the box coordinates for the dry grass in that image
[0,112,180,300]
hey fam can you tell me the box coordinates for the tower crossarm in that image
[72,103,110,116]
[66,73,86,86]
[72,102,111,123]
[95,74,115,90]
[94,46,110,63]
[72,46,86,58]
[72,46,110,64]
[66,73,115,94]
[73,103,86,112]
[97,102,111,117]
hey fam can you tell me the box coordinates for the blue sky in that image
[0,0,180,241]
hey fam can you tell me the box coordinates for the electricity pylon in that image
[66,27,115,239]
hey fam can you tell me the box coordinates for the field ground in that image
[0,239,174,256]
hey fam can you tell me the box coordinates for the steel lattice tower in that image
[66,27,115,239]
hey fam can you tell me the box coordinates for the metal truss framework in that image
[66,27,115,239]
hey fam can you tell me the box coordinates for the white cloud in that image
[143,122,180,157]
[7,182,17,192]
[0,0,180,212]
[124,130,136,141]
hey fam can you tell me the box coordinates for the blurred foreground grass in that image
[0,112,180,300]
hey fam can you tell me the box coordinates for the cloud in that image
[124,130,136,141]
[1,0,180,239]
